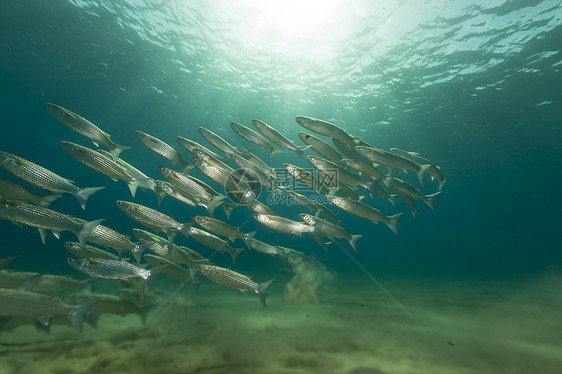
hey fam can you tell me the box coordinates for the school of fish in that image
[0,103,445,333]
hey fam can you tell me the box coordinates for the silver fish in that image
[239,148,279,180]
[250,238,283,258]
[143,254,193,284]
[355,146,431,186]
[230,121,283,163]
[300,213,362,251]
[246,199,274,215]
[0,151,104,209]
[45,103,131,160]
[307,155,379,197]
[286,190,339,224]
[196,264,275,307]
[71,293,149,324]
[198,127,239,157]
[158,166,225,216]
[133,228,207,270]
[298,131,343,166]
[135,130,192,172]
[97,150,157,194]
[231,154,281,193]
[282,163,330,195]
[389,148,446,191]
[181,175,238,219]
[0,269,94,293]
[191,215,256,249]
[327,195,402,235]
[116,200,191,248]
[187,226,244,265]
[332,137,368,161]
[0,177,61,208]
[0,288,97,332]
[154,180,198,208]
[192,156,256,205]
[60,141,145,197]
[69,217,145,260]
[383,177,439,210]
[253,214,315,236]
[295,116,363,148]
[252,119,308,157]
[341,158,385,179]
[67,257,165,291]
[65,242,121,261]
[0,200,104,245]
[176,137,229,163]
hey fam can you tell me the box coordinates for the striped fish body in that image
[198,127,239,157]
[45,103,131,160]
[198,264,257,292]
[230,121,275,152]
[298,131,343,165]
[67,257,150,281]
[158,166,211,202]
[65,242,120,260]
[247,199,274,215]
[286,191,339,223]
[252,119,307,156]
[295,116,361,147]
[60,141,133,183]
[197,264,275,307]
[176,137,228,162]
[300,213,349,240]
[0,151,102,209]
[154,180,198,207]
[0,201,103,244]
[187,227,243,264]
[283,163,330,195]
[253,214,313,236]
[0,288,73,317]
[116,200,182,233]
[238,149,278,179]
[132,229,206,267]
[98,150,156,191]
[341,159,385,179]
[135,131,190,171]
[0,177,60,207]
[191,215,245,240]
[0,270,91,293]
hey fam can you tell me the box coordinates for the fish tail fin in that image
[76,218,105,246]
[424,192,440,210]
[146,265,167,291]
[357,194,366,202]
[388,194,397,206]
[385,213,402,235]
[38,194,62,208]
[207,195,226,217]
[132,242,152,264]
[181,162,194,173]
[411,207,419,220]
[154,184,166,206]
[127,177,149,198]
[178,222,194,240]
[69,299,99,332]
[364,180,379,199]
[231,247,244,266]
[352,135,365,145]
[108,142,132,161]
[221,202,238,219]
[75,186,105,210]
[244,230,257,250]
[416,164,432,186]
[256,278,275,307]
[349,234,363,252]
[295,145,311,157]
[269,148,283,163]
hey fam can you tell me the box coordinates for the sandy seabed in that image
[1,270,561,374]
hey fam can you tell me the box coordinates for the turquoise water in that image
[1,1,561,373]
